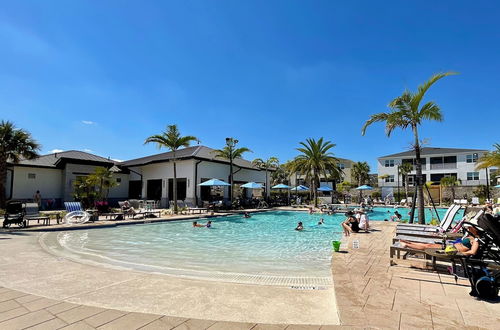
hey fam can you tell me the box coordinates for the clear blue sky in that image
[1,1,499,172]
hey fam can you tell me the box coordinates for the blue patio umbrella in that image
[355,185,373,201]
[355,185,373,190]
[290,185,310,191]
[240,182,263,189]
[495,184,500,188]
[317,185,333,192]
[198,178,231,186]
[272,184,291,189]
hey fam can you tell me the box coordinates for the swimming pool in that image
[42,207,463,286]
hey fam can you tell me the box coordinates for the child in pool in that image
[295,221,304,231]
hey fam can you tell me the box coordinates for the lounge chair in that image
[399,199,407,206]
[397,204,463,232]
[63,202,94,224]
[471,197,480,206]
[460,199,468,205]
[24,202,51,226]
[184,201,207,214]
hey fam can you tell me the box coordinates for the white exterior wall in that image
[196,161,267,193]
[11,166,63,200]
[377,151,492,187]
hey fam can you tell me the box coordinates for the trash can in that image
[332,240,341,252]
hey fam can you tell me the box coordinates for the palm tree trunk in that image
[413,127,425,224]
[404,175,409,200]
[173,159,178,214]
[265,168,268,202]
[0,155,7,208]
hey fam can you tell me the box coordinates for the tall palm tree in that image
[212,138,251,206]
[440,176,460,202]
[145,125,198,214]
[351,161,370,186]
[252,157,279,201]
[398,162,414,201]
[294,138,339,207]
[361,72,456,224]
[0,121,40,207]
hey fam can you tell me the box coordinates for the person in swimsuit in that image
[390,211,402,222]
[192,221,205,227]
[205,221,212,228]
[341,211,359,236]
[295,221,304,231]
[244,212,251,218]
[318,218,325,225]
[400,226,480,256]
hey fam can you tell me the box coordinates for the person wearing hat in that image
[341,211,359,236]
[356,208,370,232]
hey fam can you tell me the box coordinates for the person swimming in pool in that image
[192,221,205,227]
[205,221,212,228]
[244,212,251,218]
[318,218,325,225]
[295,221,304,231]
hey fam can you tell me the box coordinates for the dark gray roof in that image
[379,147,487,159]
[13,150,118,168]
[123,145,260,170]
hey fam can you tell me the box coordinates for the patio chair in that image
[24,202,51,226]
[471,197,480,206]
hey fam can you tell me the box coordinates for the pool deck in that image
[1,210,499,329]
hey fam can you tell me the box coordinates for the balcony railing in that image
[430,163,457,170]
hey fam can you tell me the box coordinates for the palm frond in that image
[361,113,389,136]
[411,72,458,110]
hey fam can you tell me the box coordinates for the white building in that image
[7,146,270,208]
[377,147,496,187]
[122,145,270,207]
[6,151,129,208]
[289,157,355,187]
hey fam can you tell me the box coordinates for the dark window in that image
[147,179,162,200]
[128,180,142,199]
[168,178,187,201]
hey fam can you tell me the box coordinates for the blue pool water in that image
[52,207,464,283]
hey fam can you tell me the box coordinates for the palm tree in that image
[440,176,459,202]
[145,125,198,214]
[212,138,252,206]
[398,162,414,201]
[477,143,500,178]
[86,166,118,201]
[294,138,339,207]
[361,72,456,224]
[351,161,370,186]
[0,121,40,207]
[252,157,279,201]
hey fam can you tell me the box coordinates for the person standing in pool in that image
[318,218,325,225]
[295,221,304,231]
[244,212,251,218]
[205,221,212,228]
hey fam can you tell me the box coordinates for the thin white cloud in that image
[82,120,95,125]
[83,149,93,153]
[51,149,64,153]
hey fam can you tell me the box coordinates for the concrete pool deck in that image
[1,212,499,329]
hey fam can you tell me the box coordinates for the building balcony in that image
[462,179,487,186]
[430,163,457,170]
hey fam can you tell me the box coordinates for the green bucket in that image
[332,240,341,252]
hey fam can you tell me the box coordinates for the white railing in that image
[430,163,457,170]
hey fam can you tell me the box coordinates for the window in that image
[116,178,122,183]
[338,163,345,169]
[385,175,395,183]
[466,154,478,163]
[28,173,36,179]
[384,159,395,167]
[467,172,479,180]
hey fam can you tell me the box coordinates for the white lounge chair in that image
[396,203,463,233]
[471,197,480,206]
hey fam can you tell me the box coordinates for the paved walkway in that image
[332,221,500,329]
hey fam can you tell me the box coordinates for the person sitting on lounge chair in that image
[122,201,136,216]
[400,226,480,256]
